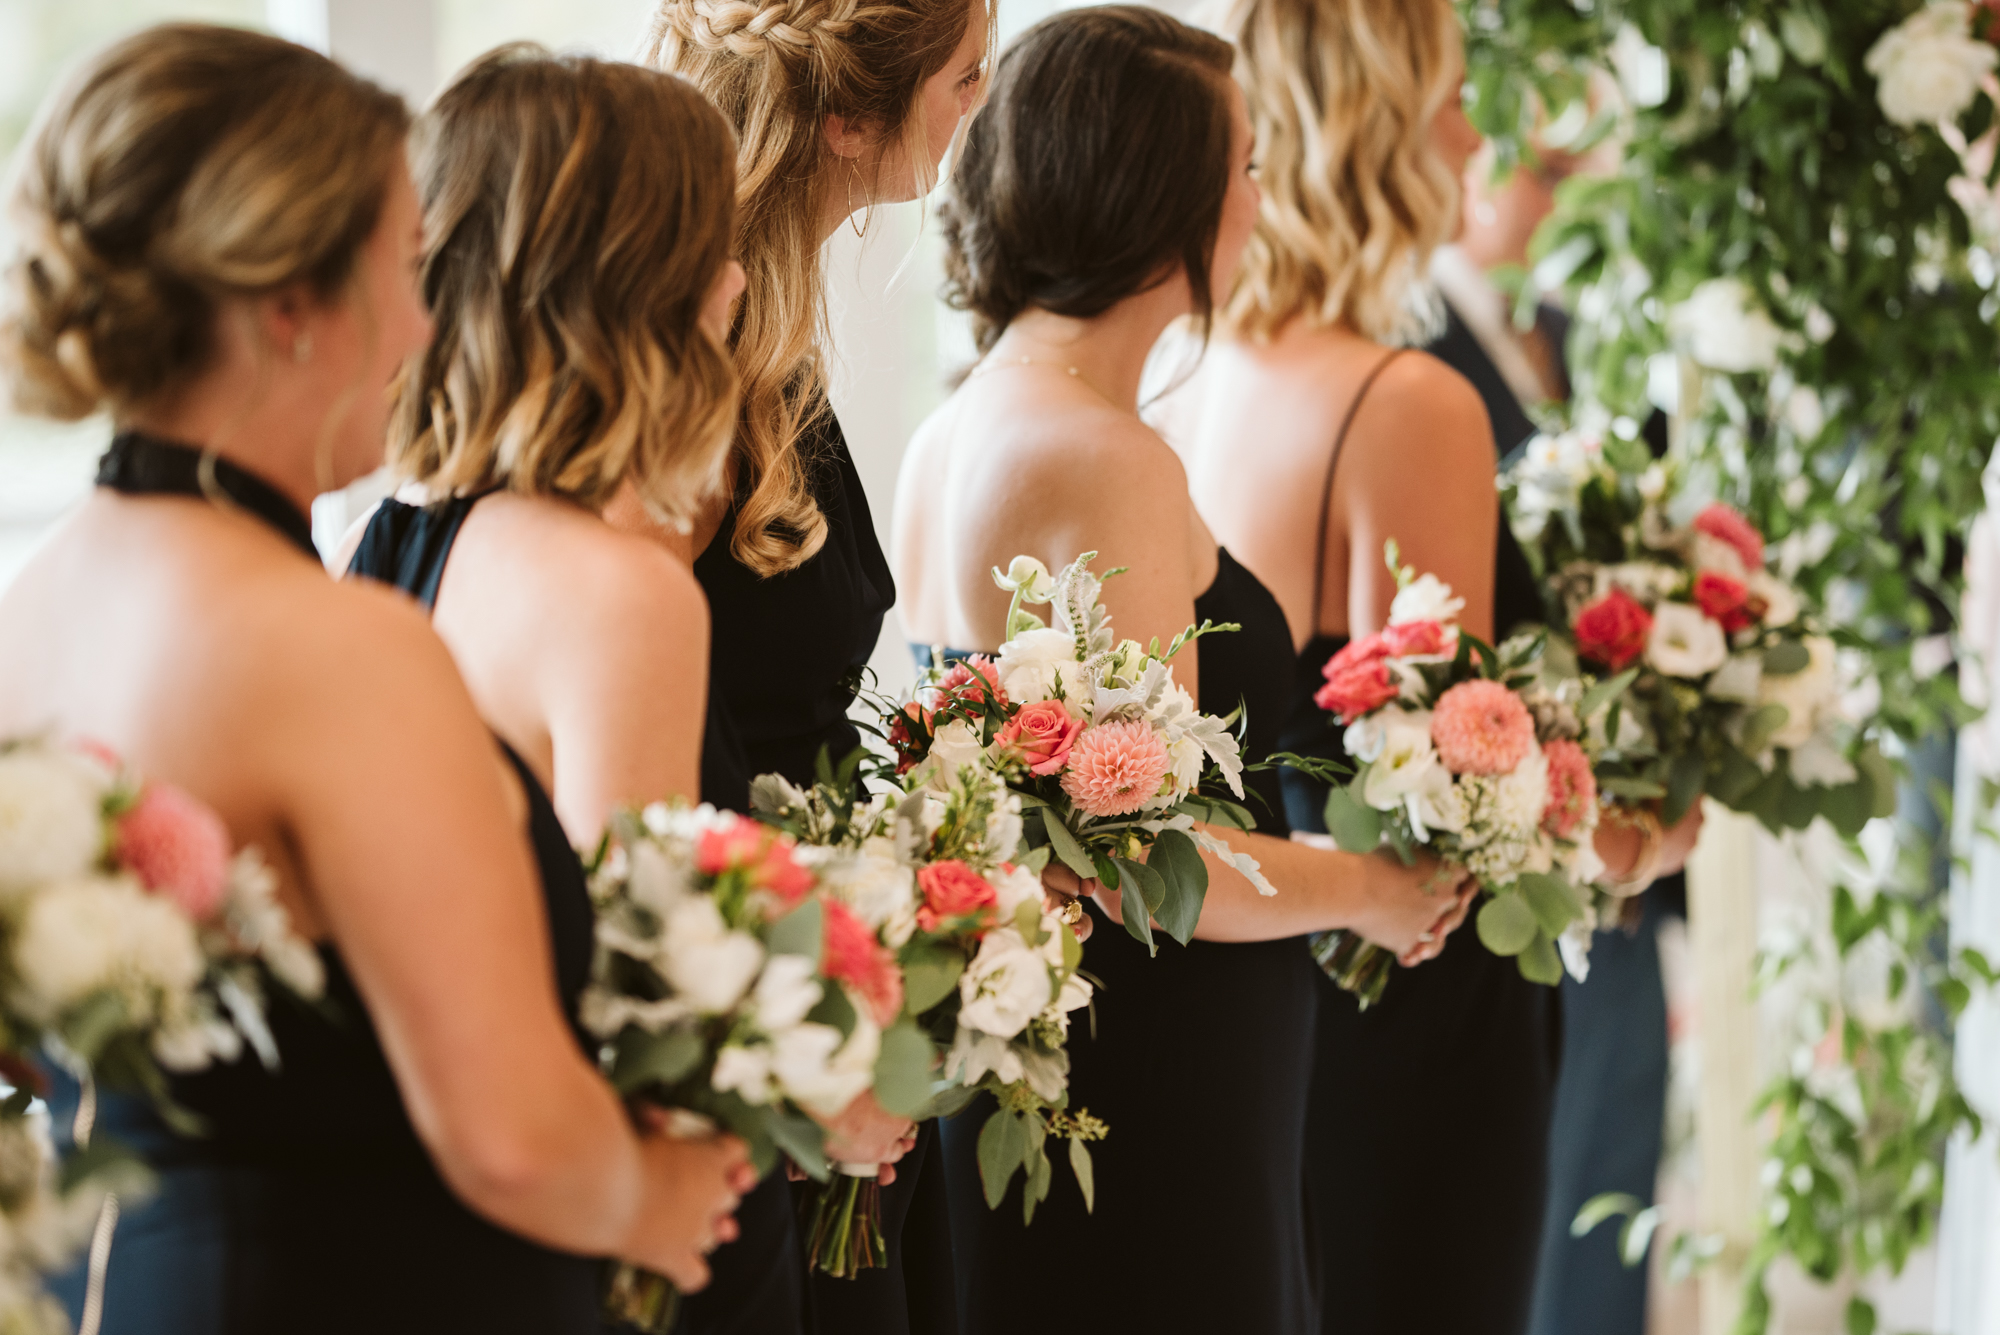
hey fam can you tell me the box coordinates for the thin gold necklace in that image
[967,354,1122,411]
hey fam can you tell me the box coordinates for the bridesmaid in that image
[636,3,995,1331]
[0,25,745,1333]
[891,11,1473,1334]
[1153,2,1700,1331]
[338,48,913,1334]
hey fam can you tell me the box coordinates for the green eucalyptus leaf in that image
[872,1020,938,1118]
[1323,784,1385,853]
[1517,930,1563,986]
[1149,830,1208,946]
[901,945,966,1017]
[977,1110,1031,1210]
[1069,1137,1096,1213]
[1111,858,1158,956]
[1763,641,1812,676]
[1518,872,1584,937]
[1040,809,1098,881]
[766,899,823,966]
[1477,893,1538,957]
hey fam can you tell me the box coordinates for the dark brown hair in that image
[939,5,1235,354]
[0,23,409,418]
[387,47,738,526]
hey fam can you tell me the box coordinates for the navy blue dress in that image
[51,434,600,1335]
[1277,354,1563,1335]
[933,549,1323,1335]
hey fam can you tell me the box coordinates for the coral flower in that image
[886,702,934,776]
[916,859,999,932]
[117,782,231,920]
[1692,503,1765,572]
[1060,720,1174,818]
[1430,680,1536,776]
[821,898,904,1027]
[1540,740,1597,839]
[935,655,1007,711]
[995,699,1083,776]
[1692,570,1760,633]
[1315,634,1399,723]
[697,818,813,903]
[1383,619,1453,657]
[1573,588,1654,671]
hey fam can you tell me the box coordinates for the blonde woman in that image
[1153,2,1695,1331]
[634,1,993,1330]
[0,26,745,1332]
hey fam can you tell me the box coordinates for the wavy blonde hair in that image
[642,0,986,575]
[1223,0,1461,346]
[386,48,738,528]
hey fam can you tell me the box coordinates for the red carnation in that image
[696,817,813,904]
[821,898,904,1027]
[1692,503,1765,572]
[1573,588,1654,671]
[1692,570,1760,633]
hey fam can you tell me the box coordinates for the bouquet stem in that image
[1309,930,1393,1010]
[801,1163,887,1278]
[604,1262,680,1334]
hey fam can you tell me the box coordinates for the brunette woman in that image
[339,48,919,1334]
[1154,3,1700,1331]
[0,25,745,1333]
[891,11,1474,1333]
[637,2,993,1330]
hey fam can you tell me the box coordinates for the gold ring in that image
[1058,899,1084,926]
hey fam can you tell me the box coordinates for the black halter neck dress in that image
[1275,354,1563,1335]
[927,548,1323,1335]
[46,433,600,1335]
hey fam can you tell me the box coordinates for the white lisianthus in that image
[13,876,203,1023]
[1389,574,1465,626]
[658,896,764,1014]
[0,750,106,893]
[1670,278,1791,374]
[1361,717,1441,811]
[1759,635,1841,749]
[772,1016,878,1118]
[1865,2,1996,128]
[989,862,1044,919]
[994,628,1078,704]
[943,1027,1071,1102]
[750,953,822,1031]
[1344,705,1429,765]
[1646,602,1731,678]
[958,927,1055,1039]
[921,719,988,794]
[1708,653,1765,703]
[816,843,914,930]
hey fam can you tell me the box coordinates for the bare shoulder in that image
[1355,351,1493,451]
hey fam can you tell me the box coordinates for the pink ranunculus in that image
[697,818,814,904]
[936,656,1007,711]
[1692,570,1760,633]
[1692,503,1765,572]
[1383,619,1453,658]
[915,859,998,933]
[116,782,231,920]
[1059,720,1174,818]
[821,898,904,1027]
[1540,740,1597,839]
[1573,588,1653,672]
[1430,680,1536,776]
[995,699,1083,776]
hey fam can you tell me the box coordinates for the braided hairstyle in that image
[0,24,408,419]
[642,0,985,576]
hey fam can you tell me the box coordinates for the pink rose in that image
[1540,739,1597,839]
[915,859,998,933]
[1692,503,1764,572]
[1383,619,1453,657]
[1314,636,1399,723]
[117,783,231,920]
[1060,720,1174,818]
[821,898,904,1027]
[995,699,1083,776]
[1430,680,1536,776]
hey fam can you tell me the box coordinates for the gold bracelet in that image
[1598,805,1663,898]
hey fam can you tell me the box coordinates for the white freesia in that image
[1408,766,1469,837]
[958,927,1055,1039]
[1865,2,1995,128]
[0,750,105,893]
[657,896,764,1014]
[993,628,1077,704]
[1759,635,1841,749]
[1645,601,1731,678]
[13,876,203,1022]
[1669,278,1790,374]
[1389,574,1465,626]
[989,862,1044,919]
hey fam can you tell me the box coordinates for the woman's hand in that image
[818,1091,916,1172]
[1335,843,1476,963]
[1654,801,1705,878]
[621,1123,753,1290]
[1040,862,1098,941]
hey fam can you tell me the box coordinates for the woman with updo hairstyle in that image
[636,0,995,1329]
[892,10,1475,1333]
[0,24,747,1332]
[339,46,913,1334]
[1150,1,1700,1331]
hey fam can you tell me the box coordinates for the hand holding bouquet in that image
[1307,552,1607,1005]
[1504,430,1894,836]
[891,552,1272,956]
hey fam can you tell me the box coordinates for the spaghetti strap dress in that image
[694,407,958,1335]
[930,549,1323,1335]
[43,432,601,1335]
[1277,353,1563,1335]
[349,487,778,1335]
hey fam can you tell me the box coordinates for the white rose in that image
[14,876,203,1022]
[0,750,106,894]
[920,719,989,794]
[1361,717,1441,811]
[1646,601,1731,679]
[1669,278,1790,374]
[1747,571,1800,628]
[659,896,764,1014]
[1865,2,1996,127]
[1758,635,1840,749]
[994,628,1078,704]
[771,1015,878,1118]
[750,953,822,1031]
[1389,574,1465,627]
[958,927,1055,1039]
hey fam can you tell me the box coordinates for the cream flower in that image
[1747,571,1801,628]
[1758,635,1841,749]
[13,875,203,1023]
[1361,717,1442,811]
[0,749,106,893]
[920,719,989,795]
[1389,574,1465,626]
[658,896,764,1014]
[1865,2,1996,127]
[1646,601,1730,678]
[958,927,1055,1039]
[1670,278,1790,374]
[994,628,1077,704]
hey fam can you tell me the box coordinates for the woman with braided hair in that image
[627,1,992,1333]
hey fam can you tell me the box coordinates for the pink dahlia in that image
[1540,740,1597,839]
[117,782,231,920]
[1692,503,1764,572]
[1060,720,1174,818]
[821,898,904,1027]
[1430,680,1536,776]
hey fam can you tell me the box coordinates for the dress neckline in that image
[96,431,318,561]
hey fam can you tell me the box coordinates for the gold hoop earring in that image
[846,158,869,240]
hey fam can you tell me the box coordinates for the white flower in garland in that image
[1865,2,1996,128]
[1669,278,1792,374]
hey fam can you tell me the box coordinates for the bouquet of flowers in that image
[0,735,324,1327]
[754,752,1099,1277]
[1503,430,1895,837]
[1306,551,1608,1005]
[889,552,1272,957]
[581,803,876,1329]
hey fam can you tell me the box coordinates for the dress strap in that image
[1309,349,1407,631]
[346,487,501,613]
[97,431,318,560]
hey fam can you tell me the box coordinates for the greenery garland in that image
[1461,2,2000,1330]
